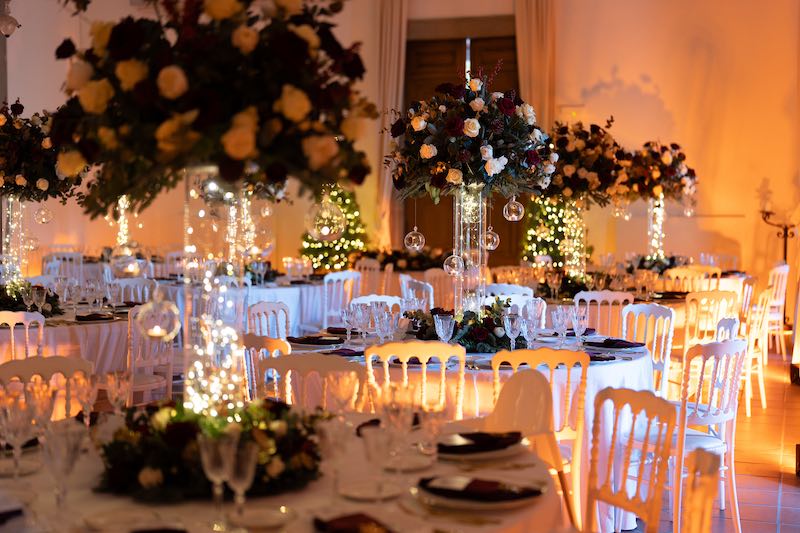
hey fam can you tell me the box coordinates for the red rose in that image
[525,150,541,166]
[444,116,464,137]
[497,97,515,116]
[390,118,406,138]
[473,327,489,342]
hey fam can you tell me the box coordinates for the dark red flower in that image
[525,150,541,166]
[9,100,23,116]
[219,158,244,183]
[489,119,504,134]
[473,327,489,342]
[435,82,455,95]
[339,46,365,79]
[458,149,471,163]
[348,164,369,184]
[444,116,464,137]
[497,97,515,116]
[55,39,76,59]
[390,118,406,138]
[265,162,288,184]
[107,17,146,60]
[431,167,447,188]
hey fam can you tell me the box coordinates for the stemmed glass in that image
[250,261,267,286]
[351,304,371,345]
[339,307,354,344]
[594,272,607,290]
[107,283,122,308]
[521,317,538,349]
[197,432,240,532]
[226,441,259,531]
[104,372,132,416]
[502,313,522,351]
[418,396,448,457]
[375,310,393,345]
[433,314,455,344]
[584,273,596,291]
[545,270,562,300]
[41,420,86,513]
[71,374,98,431]
[360,425,393,501]
[552,308,570,348]
[523,298,545,331]
[19,285,34,312]
[570,306,589,342]
[0,392,34,479]
[32,286,47,314]
[25,380,56,435]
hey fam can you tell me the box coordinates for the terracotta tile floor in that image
[633,343,800,532]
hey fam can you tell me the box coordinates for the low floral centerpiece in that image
[98,399,321,502]
[350,247,447,272]
[0,281,63,317]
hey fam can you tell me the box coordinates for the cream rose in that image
[57,151,87,177]
[544,163,556,175]
[36,179,49,191]
[275,0,303,15]
[574,139,586,150]
[138,467,164,489]
[204,0,243,20]
[65,60,94,93]
[491,91,504,101]
[155,110,200,156]
[469,97,484,112]
[157,66,189,100]
[419,144,438,159]
[652,185,664,197]
[14,175,26,186]
[563,187,573,197]
[463,118,480,138]
[411,116,427,132]
[274,84,311,123]
[289,24,320,51]
[661,152,673,165]
[562,164,576,177]
[480,145,493,161]
[484,156,508,177]
[78,79,115,114]
[340,116,365,141]
[221,126,257,160]
[549,152,559,163]
[446,168,463,185]
[301,135,339,170]
[530,128,546,143]
[98,127,119,150]
[90,21,113,56]
[115,59,148,91]
[232,106,259,131]
[468,78,482,92]
[151,407,172,431]
[266,456,285,478]
[232,25,259,54]
[515,103,536,125]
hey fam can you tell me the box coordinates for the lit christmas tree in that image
[301,185,368,271]
[521,196,586,277]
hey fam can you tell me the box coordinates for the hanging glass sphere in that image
[305,195,346,242]
[404,226,426,252]
[260,204,274,218]
[33,206,53,224]
[482,226,500,250]
[503,196,525,222]
[261,228,275,258]
[26,236,39,252]
[134,289,181,342]
[443,254,465,276]
[111,242,142,278]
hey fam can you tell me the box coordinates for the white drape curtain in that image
[514,0,557,129]
[376,0,408,251]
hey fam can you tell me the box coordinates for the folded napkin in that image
[289,280,310,285]
[287,336,341,346]
[75,313,115,322]
[584,338,645,349]
[0,508,22,526]
[654,291,688,299]
[437,431,522,455]
[391,356,423,365]
[323,348,364,357]
[722,270,745,277]
[552,328,596,337]
[356,414,420,436]
[419,476,542,502]
[588,353,616,362]
[326,326,358,336]
[313,513,392,533]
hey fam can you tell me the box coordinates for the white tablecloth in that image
[7,418,561,533]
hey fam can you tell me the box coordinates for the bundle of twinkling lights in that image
[301,186,367,271]
[522,196,587,278]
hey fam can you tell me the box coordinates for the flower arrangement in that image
[98,399,321,502]
[0,100,80,203]
[387,68,554,203]
[617,141,697,202]
[546,118,626,207]
[350,247,448,272]
[53,0,377,218]
[0,282,63,317]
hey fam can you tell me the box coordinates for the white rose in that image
[411,116,427,132]
[493,327,506,338]
[549,152,559,163]
[65,60,94,92]
[266,456,286,478]
[78,78,114,114]
[468,78,482,92]
[301,135,339,170]
[419,144,438,159]
[661,152,673,165]
[231,25,259,54]
[537,174,551,188]
[157,66,189,100]
[14,175,26,186]
[446,168,463,185]
[515,103,536,125]
[563,164,576,177]
[480,145,493,161]
[484,156,508,177]
[530,128,546,143]
[274,84,311,123]
[463,118,480,138]
[491,92,504,101]
[36,179,49,191]
[544,164,556,175]
[438,105,446,112]
[469,98,485,112]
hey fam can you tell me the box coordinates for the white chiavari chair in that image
[485,283,534,297]
[664,267,712,292]
[42,259,61,277]
[27,275,57,289]
[354,257,381,295]
[621,303,675,398]
[128,306,173,404]
[45,252,83,282]
[165,250,188,276]
[318,270,360,330]
[491,348,587,527]
[742,290,769,417]
[766,263,790,359]
[424,268,454,309]
[399,274,433,311]
[681,449,721,533]
[381,263,394,295]
[484,293,531,314]
[247,302,290,339]
[715,317,740,341]
[574,290,634,337]
[0,311,45,360]
[113,278,157,304]
[586,388,677,533]
[242,334,290,401]
[682,290,737,356]
[0,356,93,419]
[687,265,722,290]
[365,340,465,419]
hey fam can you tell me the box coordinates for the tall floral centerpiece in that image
[624,142,697,260]
[387,70,554,315]
[0,101,80,288]
[53,0,376,415]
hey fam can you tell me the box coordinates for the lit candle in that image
[146,325,165,338]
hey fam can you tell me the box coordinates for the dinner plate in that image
[290,342,343,351]
[412,477,546,512]
[437,442,528,463]
[0,457,40,478]
[338,479,404,501]
[227,506,295,529]
[581,343,646,353]
[385,452,434,472]
[84,508,182,531]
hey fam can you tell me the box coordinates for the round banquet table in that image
[4,416,562,533]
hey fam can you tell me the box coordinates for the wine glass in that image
[570,306,589,341]
[545,270,562,300]
[70,374,98,431]
[418,396,448,457]
[327,371,360,416]
[25,380,56,435]
[523,298,545,331]
[197,432,240,532]
[107,283,122,308]
[317,418,349,504]
[375,310,394,345]
[552,308,570,348]
[32,286,47,314]
[41,420,86,513]
[360,425,393,500]
[226,441,259,529]
[0,392,34,479]
[584,273,596,291]
[339,307,354,344]
[595,271,607,290]
[19,285,33,312]
[351,304,371,345]
[433,314,455,344]
[503,313,522,351]
[104,372,132,416]
[521,316,539,349]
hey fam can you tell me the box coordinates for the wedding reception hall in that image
[0,0,797,531]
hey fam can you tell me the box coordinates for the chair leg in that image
[725,450,742,533]
[757,359,767,410]
[569,462,582,531]
[744,360,753,418]
[780,329,788,361]
[672,456,682,531]
[556,470,577,529]
[719,466,726,511]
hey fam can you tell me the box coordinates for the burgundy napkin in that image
[324,348,364,357]
[313,513,393,533]
[0,508,22,526]
[418,476,542,502]
[584,338,645,349]
[326,326,360,336]
[587,353,616,362]
[287,336,341,346]
[391,356,423,365]
[721,270,745,277]
[654,291,688,299]
[437,431,522,455]
[356,414,420,437]
[552,328,596,337]
[75,313,115,322]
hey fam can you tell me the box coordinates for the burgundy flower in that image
[107,17,146,60]
[265,162,288,184]
[458,149,471,163]
[348,164,369,185]
[450,84,466,99]
[9,100,23,116]
[444,116,464,137]
[497,97,515,116]
[473,327,489,342]
[431,167,447,188]
[219,157,244,183]
[525,150,541,166]
[435,82,456,95]
[489,119,504,134]
[390,118,406,138]
[339,47,365,80]
[55,39,76,59]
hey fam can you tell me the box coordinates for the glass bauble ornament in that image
[134,288,181,342]
[503,196,525,222]
[443,254,465,276]
[404,226,426,252]
[482,226,500,250]
[34,206,53,224]
[305,195,346,242]
[260,204,274,218]
[26,236,39,252]
[111,242,142,277]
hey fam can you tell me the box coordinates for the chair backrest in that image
[350,294,402,312]
[247,301,290,339]
[113,278,157,303]
[574,290,634,337]
[484,293,531,315]
[491,266,523,284]
[664,266,717,292]
[0,311,45,359]
[715,317,740,341]
[42,259,61,277]
[621,303,675,398]
[485,283,533,297]
[242,333,290,401]
[681,449,721,533]
[322,270,361,329]
[399,275,434,311]
[687,265,722,289]
[0,355,93,418]
[27,275,57,289]
[354,257,381,295]
[586,387,677,533]
[381,263,394,295]
[365,340,466,419]
[165,251,188,276]
[47,252,83,281]
[767,263,790,310]
[746,290,770,355]
[738,275,757,327]
[424,268,454,309]
[684,290,737,354]
[128,306,173,379]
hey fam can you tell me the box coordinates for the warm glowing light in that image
[647,193,666,261]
